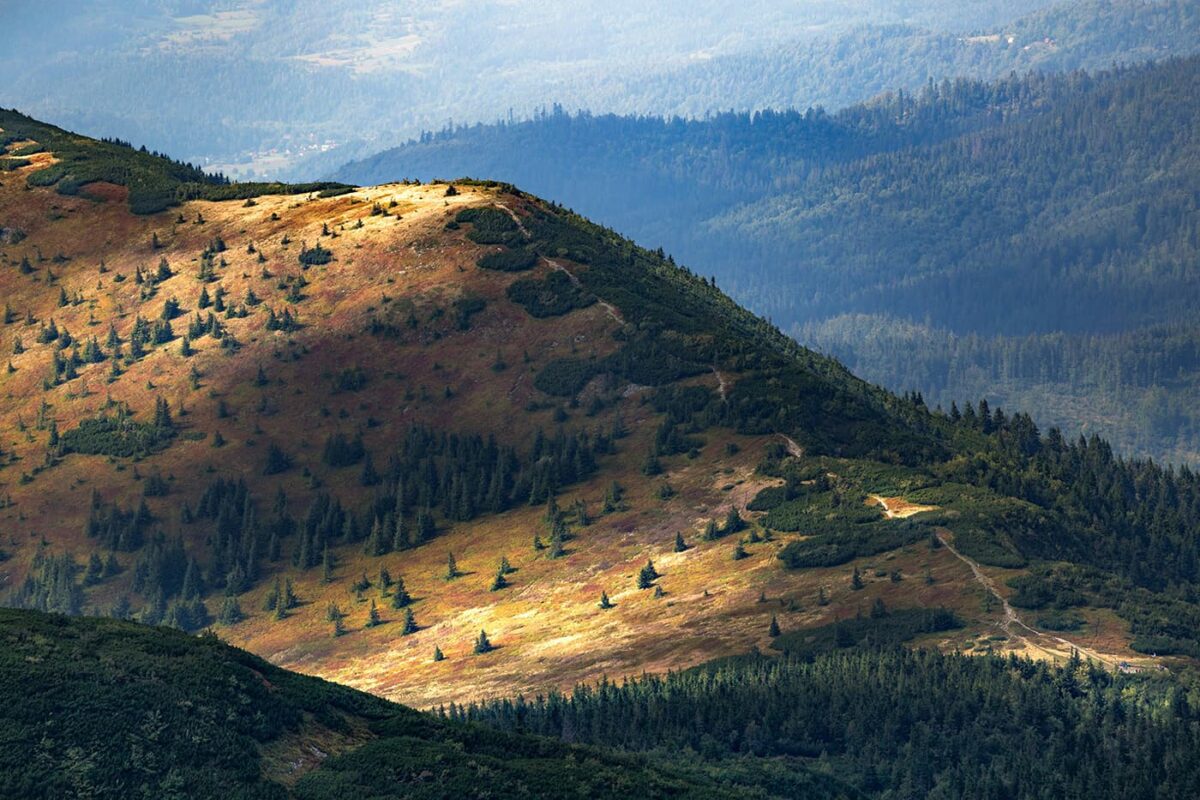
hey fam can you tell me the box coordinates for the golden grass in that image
[0,155,1158,708]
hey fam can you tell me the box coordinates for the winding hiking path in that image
[933,529,1121,668]
[495,201,626,326]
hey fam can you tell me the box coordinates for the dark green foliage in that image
[298,243,332,266]
[534,357,600,396]
[2,609,777,800]
[506,270,596,317]
[455,206,524,246]
[0,608,397,798]
[477,247,538,272]
[262,443,291,475]
[60,405,174,458]
[0,109,353,214]
[451,295,486,330]
[321,431,365,467]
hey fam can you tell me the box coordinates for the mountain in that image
[333,52,1200,465]
[12,605,1200,799]
[7,0,1185,174]
[5,104,1200,730]
[0,606,856,799]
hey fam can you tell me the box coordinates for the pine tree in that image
[732,542,748,561]
[432,645,444,661]
[263,577,281,611]
[474,629,494,654]
[219,597,244,625]
[390,576,412,609]
[490,568,508,592]
[365,599,381,628]
[768,615,781,637]
[445,551,460,581]
[723,506,745,535]
[402,607,417,635]
[817,586,829,606]
[637,560,659,589]
[322,547,334,583]
[333,616,345,637]
[674,532,688,552]
[599,591,614,609]
[851,566,864,591]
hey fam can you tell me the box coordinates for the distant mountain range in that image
[7,0,1195,173]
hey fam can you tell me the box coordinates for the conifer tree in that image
[768,615,781,637]
[638,560,659,589]
[474,629,494,654]
[322,547,334,584]
[490,567,508,592]
[390,576,412,609]
[445,551,460,580]
[851,566,864,591]
[365,599,381,628]
[432,645,444,661]
[674,532,688,552]
[599,591,614,609]
[219,597,244,625]
[402,607,418,635]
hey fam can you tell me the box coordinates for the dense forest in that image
[0,608,849,799]
[9,605,1200,799]
[458,644,1200,799]
[337,55,1200,464]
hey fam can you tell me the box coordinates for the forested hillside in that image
[460,646,1200,799]
[8,107,1200,727]
[336,54,1200,463]
[0,607,847,799]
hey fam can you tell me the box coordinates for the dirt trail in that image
[493,202,626,326]
[713,367,728,402]
[545,258,625,325]
[777,434,804,458]
[934,530,1123,668]
[495,203,531,237]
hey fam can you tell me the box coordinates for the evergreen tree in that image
[599,591,614,609]
[432,645,444,661]
[474,629,494,654]
[445,551,460,581]
[768,615,781,637]
[365,599,381,628]
[674,532,688,552]
[490,568,508,592]
[402,607,418,635]
[638,560,659,589]
[390,576,412,609]
[851,566,864,591]
[218,597,244,625]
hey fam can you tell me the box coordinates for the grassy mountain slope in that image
[2,110,1200,715]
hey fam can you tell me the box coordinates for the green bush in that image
[506,270,596,317]
[478,248,538,272]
